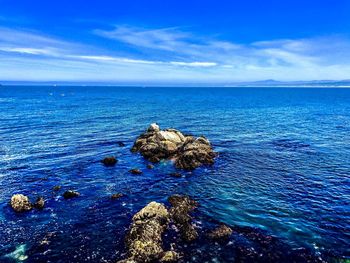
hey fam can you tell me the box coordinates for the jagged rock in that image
[119,202,171,262]
[53,185,61,191]
[168,195,198,242]
[63,190,80,199]
[131,124,215,170]
[208,224,233,240]
[10,194,32,212]
[111,193,123,200]
[102,156,117,166]
[129,169,142,175]
[33,197,45,210]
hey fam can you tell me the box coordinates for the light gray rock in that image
[131,124,216,170]
[10,194,32,212]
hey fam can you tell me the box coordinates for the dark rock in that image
[33,197,45,210]
[129,169,142,175]
[175,136,216,170]
[53,185,61,191]
[118,141,126,147]
[207,224,233,240]
[111,193,123,200]
[169,172,182,178]
[146,164,154,169]
[102,156,117,166]
[168,195,198,242]
[10,194,32,212]
[63,190,80,199]
[119,201,172,262]
[131,124,215,170]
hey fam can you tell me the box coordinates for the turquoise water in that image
[0,86,349,262]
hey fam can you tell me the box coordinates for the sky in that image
[0,0,350,84]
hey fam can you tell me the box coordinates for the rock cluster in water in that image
[131,124,216,170]
[118,195,202,262]
[10,194,45,212]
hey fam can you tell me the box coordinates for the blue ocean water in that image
[0,86,349,262]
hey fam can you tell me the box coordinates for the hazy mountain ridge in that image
[1,79,350,87]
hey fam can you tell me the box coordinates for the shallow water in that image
[0,86,349,262]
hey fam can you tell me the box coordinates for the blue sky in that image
[1,0,350,83]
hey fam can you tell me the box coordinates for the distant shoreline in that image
[1,84,350,88]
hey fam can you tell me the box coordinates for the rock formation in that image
[131,124,216,170]
[10,194,46,212]
[119,201,178,262]
[168,195,199,242]
[10,194,32,212]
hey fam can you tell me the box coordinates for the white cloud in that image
[170,61,217,67]
[1,26,350,82]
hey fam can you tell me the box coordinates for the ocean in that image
[0,86,349,262]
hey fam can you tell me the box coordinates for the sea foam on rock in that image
[131,124,216,170]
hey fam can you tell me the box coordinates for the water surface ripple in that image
[0,86,349,262]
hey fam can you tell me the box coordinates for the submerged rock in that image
[10,194,32,212]
[146,164,154,169]
[53,185,61,191]
[118,141,126,147]
[207,224,233,240]
[102,156,117,166]
[131,124,215,170]
[168,195,199,242]
[63,190,80,199]
[169,172,182,178]
[33,197,45,210]
[119,201,171,262]
[111,193,124,200]
[129,169,142,175]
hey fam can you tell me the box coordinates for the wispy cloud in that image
[1,25,350,82]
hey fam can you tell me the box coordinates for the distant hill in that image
[0,79,350,87]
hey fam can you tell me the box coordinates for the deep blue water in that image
[0,86,349,262]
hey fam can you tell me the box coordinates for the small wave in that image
[271,139,310,151]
